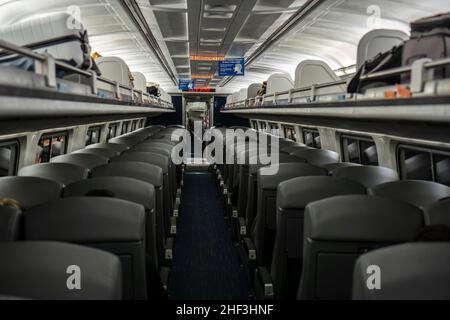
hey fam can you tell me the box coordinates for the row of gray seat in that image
[0,124,184,300]
[214,127,450,300]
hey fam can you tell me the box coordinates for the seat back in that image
[333,165,399,189]
[0,176,61,209]
[0,206,22,241]
[86,143,129,153]
[0,242,122,300]
[353,243,450,300]
[74,148,120,160]
[24,197,147,300]
[291,149,340,166]
[299,195,423,300]
[92,162,166,268]
[424,198,450,226]
[369,180,450,209]
[112,152,173,232]
[321,162,361,175]
[64,177,158,270]
[253,163,328,267]
[50,154,108,170]
[272,176,365,299]
[266,73,294,95]
[244,154,306,228]
[18,163,88,187]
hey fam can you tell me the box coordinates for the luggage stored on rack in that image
[402,12,450,81]
[0,12,98,73]
[348,12,450,94]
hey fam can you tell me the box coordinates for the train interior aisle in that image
[1,0,450,304]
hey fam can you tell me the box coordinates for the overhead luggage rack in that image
[0,38,174,119]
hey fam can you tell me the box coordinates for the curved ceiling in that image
[1,0,449,93]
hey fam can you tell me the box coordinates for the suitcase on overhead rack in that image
[0,12,98,74]
[402,12,450,81]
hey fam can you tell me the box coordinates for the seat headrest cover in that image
[86,143,129,153]
[353,242,450,300]
[92,162,163,187]
[18,163,88,186]
[424,198,450,226]
[74,148,119,159]
[369,180,450,208]
[0,241,122,300]
[112,152,169,174]
[277,176,365,209]
[333,165,399,188]
[305,195,423,242]
[25,197,145,242]
[249,154,306,173]
[321,162,362,175]
[0,177,61,209]
[0,206,22,241]
[258,163,327,190]
[291,149,340,166]
[50,154,108,170]
[64,177,155,211]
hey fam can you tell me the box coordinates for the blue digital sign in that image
[219,58,245,77]
[179,79,195,91]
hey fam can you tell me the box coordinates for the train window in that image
[284,126,297,141]
[398,145,450,186]
[107,123,119,140]
[37,132,67,163]
[139,119,145,128]
[251,120,258,130]
[269,123,279,136]
[86,126,101,146]
[303,129,321,148]
[341,135,379,165]
[259,121,267,132]
[0,141,19,177]
[121,121,130,135]
[131,120,138,132]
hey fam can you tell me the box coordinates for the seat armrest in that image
[243,237,256,261]
[160,266,170,292]
[239,217,247,236]
[165,237,174,262]
[170,217,177,235]
[254,266,274,299]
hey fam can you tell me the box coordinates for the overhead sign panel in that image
[179,79,195,91]
[218,58,245,77]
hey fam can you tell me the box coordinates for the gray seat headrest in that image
[305,195,423,242]
[0,176,62,209]
[112,152,169,174]
[25,197,145,242]
[353,242,450,300]
[74,148,120,159]
[0,206,22,241]
[64,177,155,211]
[249,154,306,174]
[50,154,109,170]
[0,241,122,300]
[369,180,450,209]
[291,149,340,166]
[258,163,327,190]
[333,165,399,188]
[424,198,450,226]
[86,143,129,153]
[277,176,365,209]
[92,162,163,187]
[321,162,362,175]
[18,163,88,187]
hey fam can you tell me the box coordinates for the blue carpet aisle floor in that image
[168,172,251,300]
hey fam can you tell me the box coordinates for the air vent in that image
[202,27,227,32]
[203,12,233,19]
[204,4,237,12]
[200,38,222,43]
[200,43,221,47]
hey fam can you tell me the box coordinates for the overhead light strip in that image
[120,0,178,86]
[218,0,322,87]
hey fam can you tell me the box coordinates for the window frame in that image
[397,144,450,183]
[0,140,20,176]
[86,126,102,146]
[38,131,68,163]
[341,134,378,165]
[302,128,321,148]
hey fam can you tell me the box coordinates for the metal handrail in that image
[0,38,173,108]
